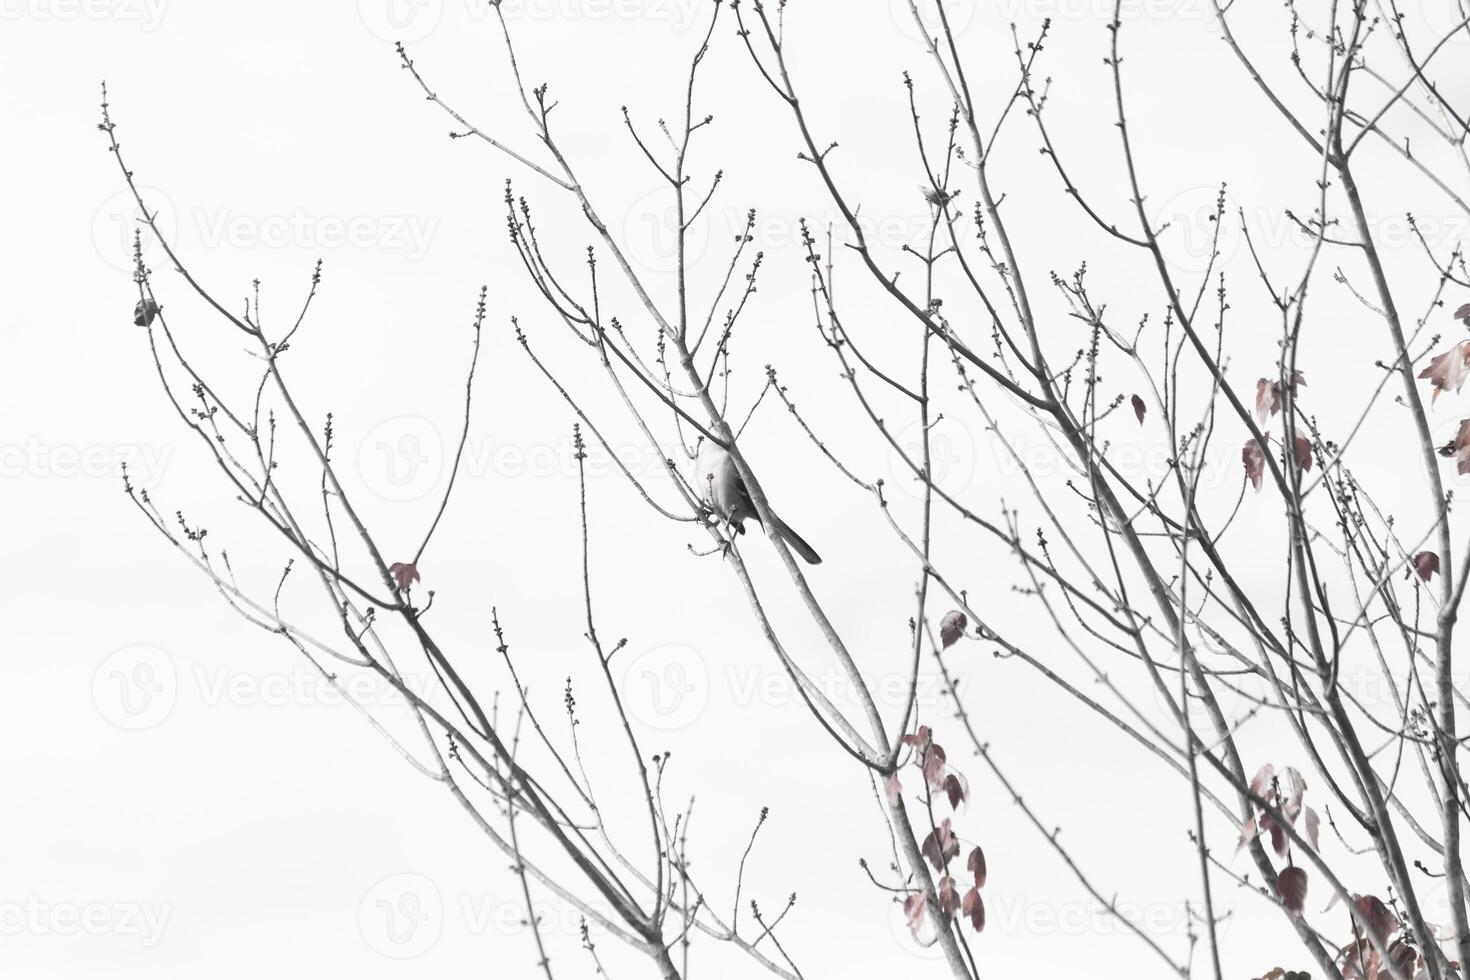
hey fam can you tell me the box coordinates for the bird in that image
[695,440,822,565]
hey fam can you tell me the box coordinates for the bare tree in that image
[104,0,1470,977]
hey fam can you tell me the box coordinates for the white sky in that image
[5,0,1470,977]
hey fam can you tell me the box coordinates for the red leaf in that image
[921,818,960,872]
[922,743,948,791]
[902,891,928,938]
[884,772,902,807]
[133,298,159,327]
[1279,767,1307,823]
[1262,812,1289,857]
[967,846,987,889]
[901,725,932,750]
[1249,763,1276,799]
[1277,866,1308,916]
[1413,551,1441,582]
[1236,814,1260,854]
[1387,938,1417,977]
[1454,302,1470,321]
[939,610,967,649]
[1354,894,1399,942]
[1292,435,1313,472]
[1256,379,1280,423]
[1303,807,1320,852]
[936,876,962,917]
[943,771,968,809]
[389,561,420,591]
[1243,439,1266,491]
[1131,394,1146,424]
[961,886,985,932]
[1458,420,1470,475]
[1418,340,1470,402]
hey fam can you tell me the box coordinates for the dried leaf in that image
[1243,439,1266,491]
[961,885,986,932]
[901,726,932,750]
[133,298,159,327]
[943,771,968,810]
[921,818,960,872]
[1418,340,1470,402]
[922,743,948,791]
[939,610,967,649]
[1413,551,1441,582]
[1131,394,1146,424]
[903,891,928,938]
[1354,894,1398,942]
[1249,763,1275,799]
[1303,807,1320,852]
[936,876,962,917]
[1292,435,1313,472]
[967,846,987,889]
[389,561,420,591]
[1454,302,1470,322]
[1277,866,1308,916]
[1256,378,1280,423]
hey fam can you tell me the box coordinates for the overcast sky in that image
[5,1,1470,977]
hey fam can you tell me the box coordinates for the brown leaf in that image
[1277,866,1308,916]
[961,885,986,932]
[1354,894,1399,942]
[1131,394,1146,425]
[1243,439,1266,491]
[1413,551,1441,582]
[1303,807,1320,852]
[1249,763,1275,800]
[903,891,928,938]
[1292,435,1313,472]
[901,725,932,749]
[921,818,960,872]
[922,743,948,791]
[967,846,987,889]
[939,610,967,649]
[134,298,159,327]
[943,771,968,809]
[1256,378,1280,424]
[1454,302,1470,322]
[936,876,962,917]
[1418,340,1470,402]
[389,561,421,591]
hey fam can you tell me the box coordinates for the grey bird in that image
[696,441,822,565]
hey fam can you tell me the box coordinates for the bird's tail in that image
[771,516,822,565]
